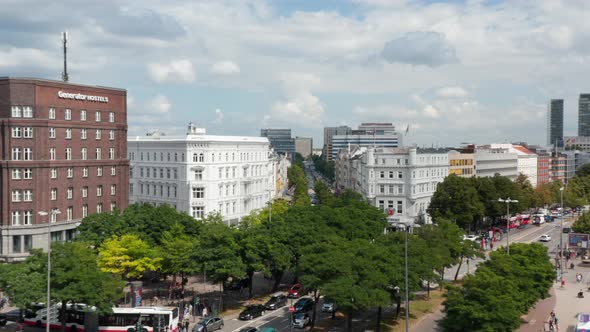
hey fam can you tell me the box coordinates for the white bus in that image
[25,305,179,332]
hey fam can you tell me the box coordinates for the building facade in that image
[335,146,448,227]
[579,94,590,137]
[448,150,475,177]
[260,129,295,157]
[294,137,313,158]
[490,144,538,187]
[329,123,402,161]
[565,136,590,152]
[548,99,564,148]
[0,77,129,261]
[323,125,352,161]
[129,124,276,225]
[474,146,519,180]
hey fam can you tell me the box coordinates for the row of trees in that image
[287,164,311,206]
[428,173,587,230]
[311,155,335,182]
[442,243,555,331]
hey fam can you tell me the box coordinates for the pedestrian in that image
[202,306,208,318]
[561,278,566,288]
[490,242,494,250]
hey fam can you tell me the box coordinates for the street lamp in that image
[38,209,61,332]
[403,224,411,332]
[560,187,565,278]
[498,198,518,255]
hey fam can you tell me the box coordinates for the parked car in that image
[265,293,287,310]
[321,299,337,313]
[293,298,314,313]
[463,234,479,242]
[292,312,310,329]
[540,234,552,242]
[192,317,223,332]
[0,314,7,326]
[563,227,572,233]
[287,284,304,299]
[238,328,258,332]
[239,305,265,320]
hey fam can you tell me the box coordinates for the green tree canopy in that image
[98,234,163,280]
[428,175,485,229]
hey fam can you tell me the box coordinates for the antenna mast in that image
[61,32,69,82]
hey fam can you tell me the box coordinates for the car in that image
[259,329,277,332]
[265,293,287,310]
[540,234,552,242]
[238,305,265,320]
[287,284,304,299]
[321,299,337,313]
[563,227,572,233]
[192,317,223,332]
[4,309,35,322]
[0,314,7,326]
[292,312,310,329]
[293,298,314,313]
[238,328,258,332]
[463,234,479,242]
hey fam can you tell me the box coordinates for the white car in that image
[463,234,479,242]
[540,234,552,242]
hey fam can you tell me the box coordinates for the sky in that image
[2,0,590,148]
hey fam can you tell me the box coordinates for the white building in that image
[335,146,449,227]
[128,124,277,225]
[489,144,538,187]
[474,146,519,180]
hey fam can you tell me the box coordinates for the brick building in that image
[0,77,129,261]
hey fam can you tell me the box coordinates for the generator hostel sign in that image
[58,90,109,103]
[569,233,589,249]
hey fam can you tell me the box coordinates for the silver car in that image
[192,317,224,332]
[292,313,310,329]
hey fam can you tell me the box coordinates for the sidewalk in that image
[516,288,556,332]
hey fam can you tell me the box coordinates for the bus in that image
[25,305,179,332]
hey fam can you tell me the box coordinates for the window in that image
[398,172,403,179]
[97,186,103,197]
[397,201,403,214]
[111,166,116,176]
[109,148,115,160]
[81,110,87,121]
[12,148,21,160]
[23,148,32,160]
[65,148,71,160]
[232,167,236,178]
[109,112,115,122]
[51,188,57,201]
[80,128,87,140]
[49,128,56,138]
[12,190,21,202]
[193,153,199,162]
[379,185,385,194]
[82,205,88,218]
[174,187,177,197]
[12,169,21,179]
[49,107,56,119]
[81,148,87,160]
[67,207,73,221]
[96,203,102,213]
[109,130,115,140]
[23,168,32,179]
[378,200,385,210]
[174,169,178,179]
[195,170,203,180]
[23,190,32,202]
[219,168,223,178]
[111,203,116,211]
[174,153,177,161]
[96,148,101,160]
[96,129,102,140]
[97,166,103,177]
[11,127,21,138]
[166,168,171,179]
[389,184,394,194]
[50,212,57,223]
[192,206,204,219]
[82,186,88,198]
[129,183,134,195]
[23,127,33,138]
[12,211,22,226]
[225,168,229,178]
[67,167,73,178]
[167,153,170,161]
[389,171,394,179]
[159,168,164,178]
[11,106,22,117]
[49,148,56,160]
[22,106,33,118]
[50,168,57,179]
[110,185,116,196]
[379,171,385,178]
[192,187,205,199]
[64,109,72,120]
[67,187,73,199]
[95,111,101,122]
[83,167,88,177]
[65,128,72,139]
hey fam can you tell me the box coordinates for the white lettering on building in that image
[58,91,109,103]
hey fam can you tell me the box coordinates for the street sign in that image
[289,306,295,313]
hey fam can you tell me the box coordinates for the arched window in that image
[193,153,199,162]
[199,153,205,162]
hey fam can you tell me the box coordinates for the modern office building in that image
[323,125,352,161]
[0,77,129,261]
[548,99,564,148]
[328,123,402,161]
[579,94,590,137]
[260,129,295,158]
[335,146,448,227]
[129,124,279,225]
[474,146,519,180]
[565,136,590,152]
[294,137,313,158]
[490,144,538,187]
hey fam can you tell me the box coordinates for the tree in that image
[159,223,199,281]
[288,165,311,206]
[237,220,272,298]
[98,234,163,280]
[428,175,485,229]
[77,211,126,247]
[573,212,590,234]
[0,252,46,316]
[576,163,590,177]
[314,180,334,206]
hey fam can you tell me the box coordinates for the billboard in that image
[569,233,589,249]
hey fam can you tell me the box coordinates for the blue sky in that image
[1,0,589,148]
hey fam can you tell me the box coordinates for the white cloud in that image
[211,61,240,75]
[150,94,171,114]
[422,104,440,118]
[381,31,459,67]
[269,73,325,127]
[148,59,195,83]
[436,86,468,98]
[213,108,224,124]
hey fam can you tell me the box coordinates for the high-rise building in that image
[260,128,295,157]
[326,123,402,161]
[0,77,129,261]
[129,124,278,225]
[294,137,313,158]
[323,126,352,161]
[547,99,564,148]
[579,94,590,136]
